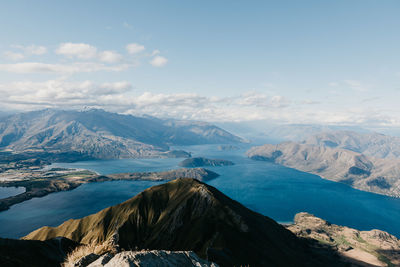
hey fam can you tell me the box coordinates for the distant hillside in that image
[264,124,369,142]
[247,142,400,197]
[24,178,347,267]
[0,109,244,159]
[303,130,400,159]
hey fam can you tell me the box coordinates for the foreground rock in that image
[24,178,347,267]
[0,168,218,211]
[247,142,400,197]
[178,157,234,167]
[87,250,217,267]
[287,213,400,267]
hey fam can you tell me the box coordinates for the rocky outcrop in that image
[247,142,400,197]
[178,157,234,167]
[23,178,346,267]
[287,213,400,267]
[87,250,218,267]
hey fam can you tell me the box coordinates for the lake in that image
[1,144,400,238]
[0,186,25,199]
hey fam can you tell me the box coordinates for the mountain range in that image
[303,130,400,159]
[247,130,400,197]
[0,109,244,159]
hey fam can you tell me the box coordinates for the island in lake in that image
[179,157,234,167]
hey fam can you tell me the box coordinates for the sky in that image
[0,0,400,126]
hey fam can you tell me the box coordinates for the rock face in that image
[87,250,218,267]
[0,109,244,159]
[0,237,78,267]
[23,178,343,267]
[287,213,400,267]
[247,142,400,197]
[178,157,234,167]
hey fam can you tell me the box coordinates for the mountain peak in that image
[24,178,334,266]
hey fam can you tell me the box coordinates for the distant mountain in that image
[24,178,346,267]
[0,109,245,159]
[303,130,400,159]
[264,124,369,142]
[247,142,400,197]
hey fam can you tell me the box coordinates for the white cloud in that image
[56,43,98,59]
[0,80,133,108]
[236,92,289,108]
[0,62,130,73]
[151,49,160,56]
[123,22,133,29]
[22,45,47,55]
[3,51,24,61]
[12,45,47,56]
[98,50,123,63]
[150,56,168,67]
[126,43,145,54]
[1,80,400,127]
[328,82,339,87]
[343,80,370,92]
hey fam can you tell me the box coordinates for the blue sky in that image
[0,0,400,126]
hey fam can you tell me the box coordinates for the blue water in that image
[0,186,25,199]
[0,144,400,238]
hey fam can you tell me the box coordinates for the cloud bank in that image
[0,79,398,127]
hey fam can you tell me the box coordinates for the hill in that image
[23,178,346,267]
[247,142,400,197]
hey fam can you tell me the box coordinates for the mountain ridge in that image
[0,109,245,159]
[23,178,344,267]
